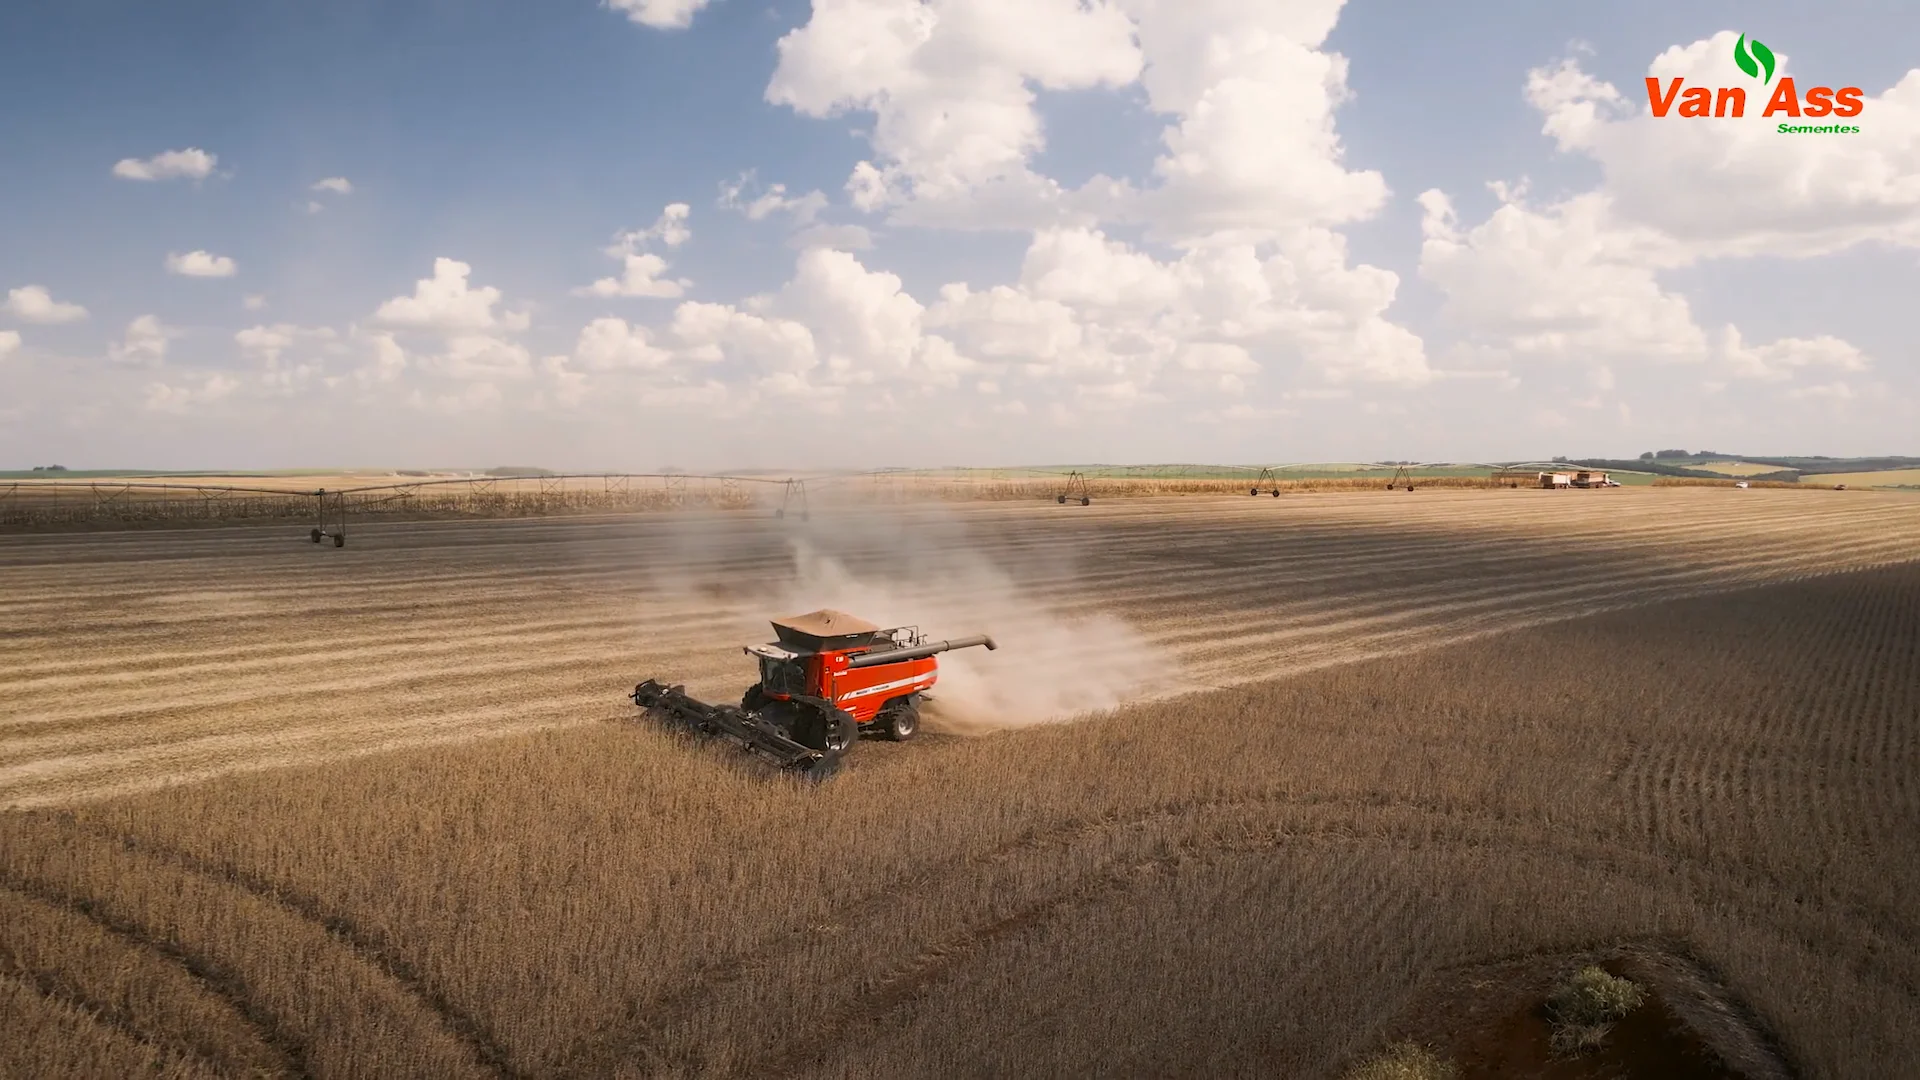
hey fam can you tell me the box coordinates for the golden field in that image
[3,487,1919,1077]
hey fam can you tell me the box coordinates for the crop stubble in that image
[4,488,1918,809]
[1,488,1918,1077]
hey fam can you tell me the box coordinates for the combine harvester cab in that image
[631,609,996,782]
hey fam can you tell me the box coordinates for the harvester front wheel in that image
[793,705,858,755]
[798,752,844,783]
[879,698,920,742]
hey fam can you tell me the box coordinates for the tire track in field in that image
[0,875,309,1078]
[753,800,1914,1080]
[63,817,527,1080]
[0,968,230,1080]
[614,708,1920,1080]
[0,901,277,1079]
[0,814,505,1079]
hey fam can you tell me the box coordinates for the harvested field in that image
[1,538,1916,1076]
[1805,468,1920,489]
[1693,461,1791,478]
[3,488,1919,808]
[0,468,1707,532]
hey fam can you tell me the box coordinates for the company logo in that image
[1731,34,1777,85]
[1645,33,1863,134]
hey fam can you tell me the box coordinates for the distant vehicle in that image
[1538,470,1617,489]
[1735,481,1751,489]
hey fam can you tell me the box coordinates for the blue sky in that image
[2,1,1917,469]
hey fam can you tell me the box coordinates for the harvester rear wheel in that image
[879,698,920,742]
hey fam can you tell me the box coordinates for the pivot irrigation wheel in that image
[879,697,920,742]
[311,528,322,543]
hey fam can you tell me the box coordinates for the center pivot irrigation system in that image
[297,473,825,546]
[1,461,1603,544]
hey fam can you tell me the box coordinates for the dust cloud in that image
[768,535,1166,732]
[617,502,1174,731]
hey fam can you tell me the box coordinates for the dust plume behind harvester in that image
[629,609,997,781]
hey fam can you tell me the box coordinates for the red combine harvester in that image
[630,609,996,781]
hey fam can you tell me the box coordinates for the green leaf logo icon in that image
[1734,34,1777,83]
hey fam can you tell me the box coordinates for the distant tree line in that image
[1574,458,1773,480]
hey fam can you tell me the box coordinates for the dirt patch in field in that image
[1377,943,1794,1079]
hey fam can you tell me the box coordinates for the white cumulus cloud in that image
[235,323,337,366]
[166,250,238,278]
[579,205,695,297]
[574,317,673,371]
[1415,33,1897,395]
[605,0,715,30]
[145,373,238,413]
[0,331,19,358]
[767,0,1142,224]
[311,177,354,195]
[3,285,88,324]
[720,173,829,223]
[112,148,218,182]
[110,315,177,367]
[374,257,530,333]
[611,203,692,250]
[1524,34,1920,258]
[577,254,690,299]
